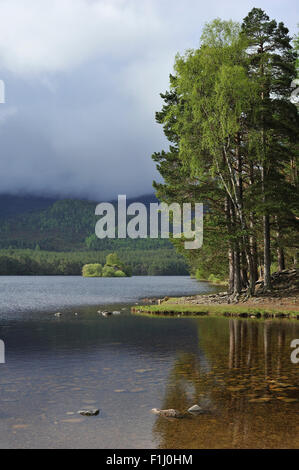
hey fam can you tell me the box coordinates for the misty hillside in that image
[0,194,58,219]
[0,193,174,251]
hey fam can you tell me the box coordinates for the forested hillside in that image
[0,194,189,275]
[0,193,167,250]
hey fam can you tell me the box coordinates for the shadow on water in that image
[152,318,299,449]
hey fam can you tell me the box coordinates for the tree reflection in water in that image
[152,318,299,449]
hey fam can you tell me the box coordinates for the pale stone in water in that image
[78,409,99,416]
[188,404,202,413]
[151,408,182,418]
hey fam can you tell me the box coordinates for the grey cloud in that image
[0,0,297,200]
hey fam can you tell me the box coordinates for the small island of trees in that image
[82,252,132,278]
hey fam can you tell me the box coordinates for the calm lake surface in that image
[0,276,298,449]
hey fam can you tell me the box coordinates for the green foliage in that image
[0,195,189,276]
[114,270,126,277]
[207,274,224,284]
[84,233,173,251]
[105,252,121,267]
[102,252,131,277]
[82,263,102,277]
[0,248,189,276]
[102,265,116,277]
[295,24,299,74]
[173,214,229,282]
[0,197,173,252]
[152,8,299,292]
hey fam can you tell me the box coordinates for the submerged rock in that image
[101,311,112,317]
[54,312,62,317]
[187,404,203,413]
[78,409,100,416]
[151,408,183,418]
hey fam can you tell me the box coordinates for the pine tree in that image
[241,8,298,288]
[152,10,299,295]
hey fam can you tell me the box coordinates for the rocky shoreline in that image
[134,269,299,318]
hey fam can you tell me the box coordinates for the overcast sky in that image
[0,0,297,200]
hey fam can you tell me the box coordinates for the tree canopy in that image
[152,8,299,295]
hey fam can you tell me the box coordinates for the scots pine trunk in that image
[233,243,241,294]
[226,197,235,294]
[241,251,248,288]
[235,136,256,295]
[275,217,285,271]
[249,223,259,284]
[249,163,258,284]
[277,245,285,272]
[228,247,235,293]
[262,165,271,289]
[263,214,271,288]
[230,203,241,294]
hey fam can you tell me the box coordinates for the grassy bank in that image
[131,303,299,319]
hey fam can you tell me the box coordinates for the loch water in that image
[0,276,298,448]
